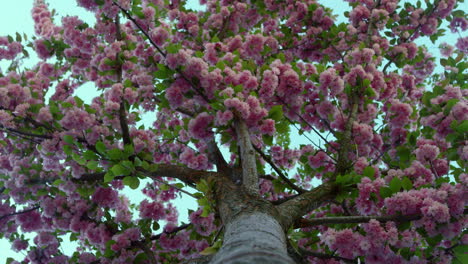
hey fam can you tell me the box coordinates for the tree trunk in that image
[209,212,295,264]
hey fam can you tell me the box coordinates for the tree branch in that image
[253,144,306,194]
[295,214,421,228]
[113,1,211,103]
[276,182,336,228]
[299,248,357,264]
[132,241,156,264]
[233,117,258,195]
[0,205,40,222]
[149,223,191,240]
[114,14,132,146]
[295,208,468,228]
[205,139,229,174]
[79,164,218,186]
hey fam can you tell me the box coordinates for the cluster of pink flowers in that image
[92,187,120,209]
[60,107,96,131]
[0,37,22,61]
[31,0,60,38]
[318,68,344,97]
[189,209,216,236]
[356,177,385,215]
[179,147,210,170]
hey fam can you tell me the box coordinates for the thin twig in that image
[0,205,40,222]
[252,144,306,194]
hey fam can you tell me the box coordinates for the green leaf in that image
[379,187,393,198]
[454,120,468,133]
[72,153,86,165]
[63,135,75,144]
[201,205,211,217]
[397,147,411,162]
[453,244,468,264]
[95,141,106,155]
[108,148,123,160]
[269,105,283,121]
[74,96,84,107]
[52,179,64,186]
[111,164,130,176]
[134,156,143,167]
[63,145,73,155]
[124,144,134,156]
[77,187,93,197]
[152,222,160,231]
[121,160,134,170]
[166,43,181,54]
[199,246,218,255]
[104,172,114,183]
[15,32,22,42]
[397,221,411,231]
[196,179,209,193]
[83,150,98,160]
[123,176,140,189]
[134,253,148,264]
[86,160,99,170]
[401,177,413,190]
[389,177,402,193]
[104,240,116,258]
[362,166,375,178]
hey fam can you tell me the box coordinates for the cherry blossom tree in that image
[0,0,467,263]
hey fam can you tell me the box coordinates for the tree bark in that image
[209,212,294,264]
[207,173,295,264]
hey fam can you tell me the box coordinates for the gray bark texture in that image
[209,212,295,264]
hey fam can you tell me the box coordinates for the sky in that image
[0,0,466,262]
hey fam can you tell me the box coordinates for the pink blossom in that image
[92,187,119,209]
[259,70,278,99]
[450,17,468,33]
[139,199,165,221]
[189,209,216,236]
[319,68,344,97]
[17,210,42,232]
[224,98,250,119]
[259,119,275,136]
[415,144,440,163]
[308,151,329,168]
[11,239,28,252]
[188,112,214,140]
[215,110,233,126]
[150,26,169,46]
[60,108,95,130]
[356,177,385,215]
[440,42,454,57]
[455,37,468,54]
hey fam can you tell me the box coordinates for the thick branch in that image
[233,117,258,195]
[295,208,468,228]
[115,14,132,146]
[79,164,218,186]
[253,144,306,194]
[295,214,421,228]
[276,182,336,228]
[0,126,52,140]
[137,165,219,186]
[205,139,229,174]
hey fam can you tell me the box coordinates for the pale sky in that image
[0,0,465,262]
